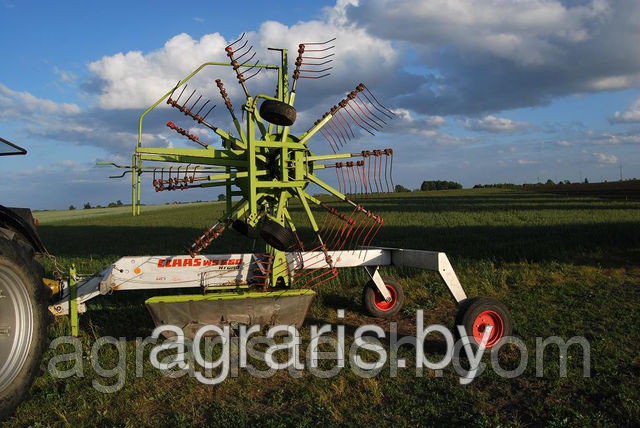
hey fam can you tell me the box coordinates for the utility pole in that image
[620,164,623,181]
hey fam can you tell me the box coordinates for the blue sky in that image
[1,0,639,209]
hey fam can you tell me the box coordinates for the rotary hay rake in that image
[49,34,512,344]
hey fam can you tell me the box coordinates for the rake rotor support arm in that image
[137,61,278,149]
[136,147,248,168]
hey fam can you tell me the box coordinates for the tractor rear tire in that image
[363,276,404,318]
[259,100,297,127]
[260,219,296,251]
[0,237,50,421]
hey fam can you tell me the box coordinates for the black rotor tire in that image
[259,100,297,127]
[363,276,405,319]
[455,296,512,348]
[0,237,51,421]
[259,219,296,251]
[231,220,259,239]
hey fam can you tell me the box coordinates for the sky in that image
[1,0,640,210]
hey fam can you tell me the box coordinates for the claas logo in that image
[157,257,242,268]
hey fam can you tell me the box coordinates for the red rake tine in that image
[330,107,351,139]
[361,215,382,250]
[365,217,384,248]
[326,120,347,148]
[346,91,383,131]
[346,209,368,250]
[384,153,390,193]
[336,110,356,139]
[321,211,340,248]
[358,83,396,118]
[325,213,345,249]
[354,213,375,250]
[181,89,196,111]
[385,148,395,191]
[339,164,347,195]
[319,128,337,153]
[373,154,381,193]
[306,268,339,289]
[354,93,387,127]
[342,102,375,136]
[357,160,366,195]
[332,110,353,142]
[376,151,385,194]
[326,210,350,248]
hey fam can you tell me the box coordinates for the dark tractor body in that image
[0,138,51,421]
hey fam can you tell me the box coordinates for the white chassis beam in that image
[49,248,467,316]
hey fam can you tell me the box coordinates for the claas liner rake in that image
[50,34,512,345]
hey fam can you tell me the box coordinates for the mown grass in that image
[5,188,640,427]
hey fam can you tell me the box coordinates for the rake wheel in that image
[363,276,404,318]
[260,219,296,251]
[259,100,297,126]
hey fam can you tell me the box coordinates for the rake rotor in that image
[102,34,397,290]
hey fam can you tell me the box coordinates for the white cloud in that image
[349,0,612,65]
[87,32,230,109]
[347,0,640,115]
[462,115,529,133]
[0,83,80,116]
[589,131,640,145]
[588,75,637,91]
[86,4,400,113]
[518,159,539,165]
[557,140,571,147]
[53,66,77,83]
[610,97,640,123]
[593,152,618,164]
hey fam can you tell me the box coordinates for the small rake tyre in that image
[0,238,50,421]
[231,219,259,239]
[363,276,404,318]
[259,219,296,251]
[259,100,297,127]
[455,296,512,348]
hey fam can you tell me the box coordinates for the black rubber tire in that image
[455,296,512,348]
[259,100,297,126]
[0,237,50,421]
[363,276,404,319]
[231,219,259,239]
[259,219,296,251]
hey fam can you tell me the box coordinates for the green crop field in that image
[5,188,640,426]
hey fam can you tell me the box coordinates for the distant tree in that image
[108,202,117,208]
[421,180,463,191]
[584,178,589,184]
[545,179,555,186]
[218,194,225,201]
[68,205,76,210]
[116,200,123,206]
[83,202,91,210]
[473,183,518,189]
[394,184,411,192]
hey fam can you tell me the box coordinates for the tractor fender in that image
[0,205,47,253]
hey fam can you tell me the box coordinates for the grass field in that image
[5,188,640,426]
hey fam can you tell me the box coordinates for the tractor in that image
[0,138,51,420]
